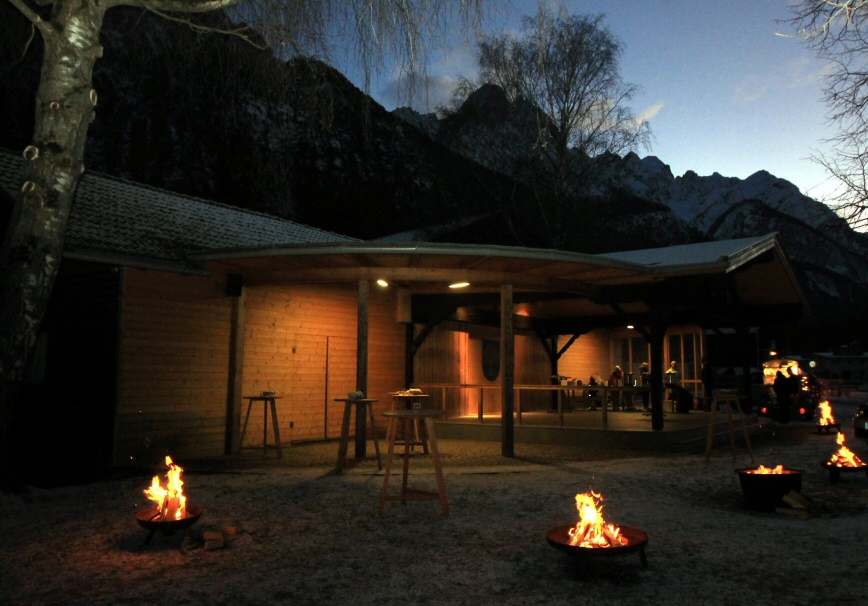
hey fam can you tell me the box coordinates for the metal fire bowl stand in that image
[546,524,649,575]
[822,462,868,483]
[135,504,203,545]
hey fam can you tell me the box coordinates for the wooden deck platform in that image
[434,409,773,453]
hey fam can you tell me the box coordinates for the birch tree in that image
[0,0,482,483]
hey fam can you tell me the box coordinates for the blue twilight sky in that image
[341,0,838,203]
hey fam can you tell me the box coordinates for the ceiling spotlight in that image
[448,281,470,289]
[627,325,634,330]
[376,279,389,287]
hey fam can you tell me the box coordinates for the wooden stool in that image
[239,395,283,458]
[704,393,755,464]
[379,409,448,516]
[334,398,382,474]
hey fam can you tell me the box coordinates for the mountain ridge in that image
[2,4,868,337]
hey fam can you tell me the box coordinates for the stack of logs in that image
[776,490,824,519]
[182,525,238,551]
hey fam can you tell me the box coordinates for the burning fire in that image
[143,456,188,521]
[829,432,866,468]
[749,464,785,474]
[568,490,628,548]
[817,401,836,426]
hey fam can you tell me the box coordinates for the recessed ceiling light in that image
[449,282,470,289]
[376,279,389,287]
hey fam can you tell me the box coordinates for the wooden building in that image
[0,149,808,483]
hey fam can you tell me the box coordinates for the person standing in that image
[609,365,624,409]
[609,365,624,386]
[773,370,792,423]
[787,366,802,419]
[639,362,651,411]
[665,360,679,382]
[664,360,679,408]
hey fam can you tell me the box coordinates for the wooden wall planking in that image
[241,283,405,444]
[116,267,625,464]
[116,274,409,462]
[556,331,611,384]
[116,269,234,465]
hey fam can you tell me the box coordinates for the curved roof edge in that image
[191,234,786,279]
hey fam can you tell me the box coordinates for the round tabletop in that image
[382,409,443,419]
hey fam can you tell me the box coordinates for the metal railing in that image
[413,383,651,429]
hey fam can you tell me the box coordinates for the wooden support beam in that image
[501,284,515,457]
[404,323,414,388]
[649,316,668,431]
[356,280,370,459]
[225,286,246,455]
[357,279,369,395]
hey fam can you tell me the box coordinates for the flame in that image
[143,456,188,520]
[567,490,628,548]
[818,401,836,426]
[829,432,866,468]
[750,464,785,474]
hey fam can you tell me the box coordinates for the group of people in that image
[583,362,655,411]
[575,359,815,419]
[588,359,713,413]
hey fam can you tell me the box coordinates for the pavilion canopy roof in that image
[194,234,808,334]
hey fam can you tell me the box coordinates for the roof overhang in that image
[192,235,808,334]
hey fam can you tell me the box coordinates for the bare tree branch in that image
[450,7,650,249]
[7,0,51,35]
[789,1,868,227]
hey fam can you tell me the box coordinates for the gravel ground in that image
[1,398,867,606]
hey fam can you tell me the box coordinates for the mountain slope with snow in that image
[396,84,868,315]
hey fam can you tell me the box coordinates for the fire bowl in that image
[546,524,648,569]
[136,504,203,537]
[822,461,868,483]
[735,468,803,512]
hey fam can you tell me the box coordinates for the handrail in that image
[413,382,650,429]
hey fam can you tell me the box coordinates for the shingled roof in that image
[0,148,355,274]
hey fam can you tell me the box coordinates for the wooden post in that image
[404,323,415,389]
[356,280,370,459]
[649,325,666,431]
[501,284,515,457]
[548,336,559,412]
[225,283,245,455]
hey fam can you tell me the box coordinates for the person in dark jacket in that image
[639,362,651,410]
[787,366,802,416]
[773,370,792,423]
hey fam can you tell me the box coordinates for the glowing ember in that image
[817,401,836,426]
[568,490,628,548]
[829,433,866,468]
[747,464,785,474]
[143,456,188,521]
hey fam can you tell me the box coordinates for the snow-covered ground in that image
[1,404,866,605]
